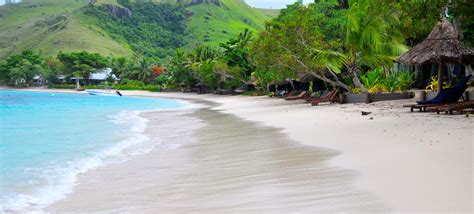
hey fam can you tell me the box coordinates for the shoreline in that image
[47,96,388,212]
[112,90,474,212]
[4,88,473,212]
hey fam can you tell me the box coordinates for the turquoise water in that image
[0,90,183,211]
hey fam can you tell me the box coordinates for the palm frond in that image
[313,49,349,74]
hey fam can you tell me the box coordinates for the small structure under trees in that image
[398,17,474,93]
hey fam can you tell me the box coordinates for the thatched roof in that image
[398,17,474,65]
[269,79,292,86]
[297,72,316,83]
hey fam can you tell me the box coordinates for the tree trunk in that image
[350,65,367,93]
[438,61,444,94]
[307,71,351,92]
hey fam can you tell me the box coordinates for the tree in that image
[9,59,43,86]
[250,1,351,90]
[315,0,407,92]
[109,57,129,79]
[42,56,63,84]
[165,48,196,89]
[57,51,108,84]
[220,28,255,78]
[0,50,44,85]
[187,46,219,90]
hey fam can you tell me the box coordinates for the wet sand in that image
[47,101,387,212]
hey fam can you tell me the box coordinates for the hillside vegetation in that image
[186,0,268,46]
[0,0,269,58]
[256,8,280,19]
[0,0,132,58]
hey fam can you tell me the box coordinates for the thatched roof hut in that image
[398,17,474,64]
[297,72,316,83]
[398,17,474,92]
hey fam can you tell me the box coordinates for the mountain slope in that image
[0,0,133,58]
[186,0,268,47]
[0,0,269,58]
[256,8,280,19]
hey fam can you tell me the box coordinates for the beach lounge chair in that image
[305,90,328,102]
[429,100,474,114]
[403,75,471,112]
[285,91,309,101]
[310,88,340,106]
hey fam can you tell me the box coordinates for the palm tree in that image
[315,0,407,92]
[167,48,195,89]
[136,58,152,82]
[187,46,219,89]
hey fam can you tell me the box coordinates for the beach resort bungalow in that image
[32,75,45,85]
[89,68,118,84]
[70,68,119,85]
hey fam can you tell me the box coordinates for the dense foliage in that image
[397,0,474,46]
[2,0,472,95]
[57,51,109,84]
[84,0,188,58]
[0,50,44,86]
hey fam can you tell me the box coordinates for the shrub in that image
[48,84,76,89]
[113,83,160,92]
[425,76,450,92]
[383,74,399,93]
[396,71,414,92]
[360,67,384,92]
[360,67,414,93]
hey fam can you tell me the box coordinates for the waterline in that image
[0,90,184,212]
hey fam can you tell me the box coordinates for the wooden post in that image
[438,61,444,94]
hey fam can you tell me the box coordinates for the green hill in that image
[186,0,268,47]
[0,0,269,59]
[256,8,280,19]
[0,0,133,58]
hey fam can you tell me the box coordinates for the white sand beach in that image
[9,88,473,213]
[123,90,473,213]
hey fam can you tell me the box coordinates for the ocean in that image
[0,90,184,212]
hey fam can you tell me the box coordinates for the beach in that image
[6,88,473,213]
[126,91,473,212]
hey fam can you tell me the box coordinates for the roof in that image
[398,17,474,65]
[89,68,118,80]
[297,72,316,83]
[70,68,118,80]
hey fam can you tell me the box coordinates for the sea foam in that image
[1,110,154,213]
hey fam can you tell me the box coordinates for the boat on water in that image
[87,90,123,97]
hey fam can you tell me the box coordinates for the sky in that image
[0,0,20,5]
[0,0,312,9]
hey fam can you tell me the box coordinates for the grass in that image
[255,8,280,19]
[186,0,269,46]
[0,0,132,58]
[0,0,269,58]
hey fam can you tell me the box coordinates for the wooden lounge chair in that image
[285,91,309,101]
[404,75,471,112]
[305,90,328,102]
[429,101,474,114]
[310,89,340,106]
[403,103,445,112]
